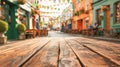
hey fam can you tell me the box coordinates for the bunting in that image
[39,4,61,11]
[37,0,69,17]
[58,0,61,3]
[53,0,56,3]
[62,0,65,3]
[80,0,83,2]
[40,12,60,14]
[67,0,70,3]
[47,6,49,9]
[58,8,60,11]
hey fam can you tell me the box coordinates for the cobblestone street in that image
[0,31,120,67]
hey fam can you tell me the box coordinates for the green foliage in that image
[74,11,79,16]
[16,24,26,33]
[0,20,8,33]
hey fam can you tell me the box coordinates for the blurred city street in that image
[0,0,120,67]
[48,31,81,37]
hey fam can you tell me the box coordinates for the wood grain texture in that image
[0,37,119,67]
[22,39,59,67]
[0,38,51,67]
[75,37,120,66]
[59,39,81,67]
[66,39,119,67]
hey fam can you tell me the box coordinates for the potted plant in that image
[18,0,26,4]
[74,11,79,16]
[0,20,8,44]
[16,24,26,40]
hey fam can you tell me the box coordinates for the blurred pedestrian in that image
[89,24,93,29]
[93,21,99,35]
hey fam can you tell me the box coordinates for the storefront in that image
[92,0,120,31]
[66,20,72,30]
[0,0,32,40]
[0,0,19,40]
[72,0,92,30]
[18,4,32,29]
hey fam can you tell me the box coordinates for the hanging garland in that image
[62,0,65,3]
[67,0,70,3]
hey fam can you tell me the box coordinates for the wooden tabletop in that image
[0,37,120,67]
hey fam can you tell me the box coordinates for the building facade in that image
[72,0,92,30]
[0,0,32,40]
[92,0,120,34]
[60,4,73,32]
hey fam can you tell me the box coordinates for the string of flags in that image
[40,12,60,14]
[40,5,61,11]
[39,0,71,3]
[30,0,72,16]
[31,0,72,11]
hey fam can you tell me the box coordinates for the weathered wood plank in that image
[66,39,118,67]
[0,37,119,67]
[22,39,59,67]
[59,39,81,67]
[75,37,120,66]
[0,38,41,52]
[0,38,51,67]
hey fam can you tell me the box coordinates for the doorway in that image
[77,20,83,30]
[105,5,110,31]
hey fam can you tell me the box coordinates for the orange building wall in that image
[72,0,77,30]
[88,0,93,26]
[72,0,92,30]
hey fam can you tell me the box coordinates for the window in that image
[76,0,80,9]
[74,21,76,29]
[0,1,9,21]
[85,20,88,28]
[114,1,120,24]
[96,9,101,25]
[0,1,5,20]
[76,0,80,4]
[72,4,76,13]
[85,0,89,10]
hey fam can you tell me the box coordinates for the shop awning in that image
[19,3,32,12]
